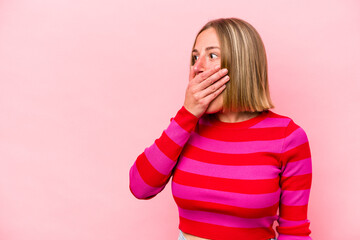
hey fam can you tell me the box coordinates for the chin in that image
[205,104,222,114]
[205,94,223,114]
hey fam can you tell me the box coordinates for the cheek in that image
[210,60,221,69]
[216,91,224,101]
[206,92,224,114]
[210,92,223,106]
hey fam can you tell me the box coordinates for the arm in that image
[129,106,199,199]
[276,120,313,240]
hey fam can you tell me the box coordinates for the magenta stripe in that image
[188,133,284,154]
[251,117,290,128]
[281,189,310,206]
[129,163,162,199]
[282,158,312,177]
[278,217,310,227]
[199,117,211,126]
[177,156,281,180]
[144,142,176,176]
[178,206,277,228]
[164,119,191,147]
[283,128,308,152]
[172,181,280,208]
[278,234,312,240]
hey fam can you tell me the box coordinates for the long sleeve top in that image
[129,106,312,240]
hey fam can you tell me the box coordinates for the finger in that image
[193,65,221,83]
[202,83,227,104]
[197,67,228,92]
[189,66,195,81]
[199,75,229,99]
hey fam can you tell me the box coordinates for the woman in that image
[129,18,312,240]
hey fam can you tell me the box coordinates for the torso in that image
[174,110,281,240]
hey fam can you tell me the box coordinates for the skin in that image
[181,28,261,240]
[184,27,261,125]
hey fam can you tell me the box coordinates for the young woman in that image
[129,18,312,240]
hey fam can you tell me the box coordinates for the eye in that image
[193,55,199,61]
[210,53,218,59]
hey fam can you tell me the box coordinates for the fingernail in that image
[215,65,220,70]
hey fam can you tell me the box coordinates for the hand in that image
[183,65,230,118]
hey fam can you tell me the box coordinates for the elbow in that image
[129,183,156,200]
[129,165,160,200]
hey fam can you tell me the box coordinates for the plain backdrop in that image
[1,0,359,239]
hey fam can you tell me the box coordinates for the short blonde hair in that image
[190,17,275,113]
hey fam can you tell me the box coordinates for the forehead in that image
[194,27,220,50]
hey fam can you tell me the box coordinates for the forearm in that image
[129,106,199,199]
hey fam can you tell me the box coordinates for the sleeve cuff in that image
[172,105,199,133]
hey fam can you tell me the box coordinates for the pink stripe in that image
[172,181,280,208]
[177,156,281,180]
[282,158,312,177]
[144,142,176,176]
[251,117,290,128]
[278,217,310,227]
[278,234,312,240]
[178,206,277,228]
[199,117,211,126]
[283,128,308,152]
[188,133,284,154]
[164,119,191,147]
[129,163,162,199]
[281,189,310,206]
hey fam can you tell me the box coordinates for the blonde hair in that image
[190,17,275,113]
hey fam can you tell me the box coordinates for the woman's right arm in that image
[129,65,229,199]
[129,105,199,199]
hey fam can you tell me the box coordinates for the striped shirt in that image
[129,106,312,240]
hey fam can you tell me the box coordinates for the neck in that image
[215,111,261,123]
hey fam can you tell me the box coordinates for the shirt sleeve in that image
[276,120,313,240]
[129,105,199,200]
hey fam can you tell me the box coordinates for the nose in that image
[193,55,206,76]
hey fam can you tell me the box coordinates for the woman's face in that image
[191,27,224,114]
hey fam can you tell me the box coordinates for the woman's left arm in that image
[276,120,313,240]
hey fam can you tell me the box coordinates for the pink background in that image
[1,0,359,239]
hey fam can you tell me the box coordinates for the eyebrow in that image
[192,46,220,53]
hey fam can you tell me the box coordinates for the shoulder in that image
[267,110,310,150]
[270,111,310,154]
[268,110,306,131]
[267,110,292,123]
